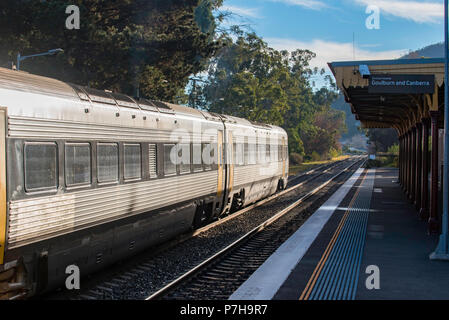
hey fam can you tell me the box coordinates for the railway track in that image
[146,157,365,300]
[42,156,364,300]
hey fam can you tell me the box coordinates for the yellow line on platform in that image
[299,171,367,300]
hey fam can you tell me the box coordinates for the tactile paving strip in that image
[300,169,375,300]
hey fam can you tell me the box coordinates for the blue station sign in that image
[368,74,435,94]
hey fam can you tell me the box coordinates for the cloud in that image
[355,0,443,24]
[265,38,407,70]
[268,0,327,10]
[220,5,262,19]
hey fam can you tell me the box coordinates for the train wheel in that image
[230,189,244,213]
[277,179,285,192]
[193,202,212,229]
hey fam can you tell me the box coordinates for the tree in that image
[0,0,223,102]
[366,128,398,152]
[198,30,345,159]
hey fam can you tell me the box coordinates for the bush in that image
[387,144,399,155]
[289,153,304,165]
[310,151,321,162]
[365,155,398,168]
[365,159,382,168]
[328,147,340,160]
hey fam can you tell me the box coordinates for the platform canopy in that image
[328,58,444,135]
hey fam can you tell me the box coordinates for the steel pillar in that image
[420,119,430,220]
[399,135,403,186]
[410,127,417,202]
[403,132,408,193]
[415,123,423,210]
[401,134,405,189]
[429,111,440,234]
[407,130,413,197]
[430,0,449,260]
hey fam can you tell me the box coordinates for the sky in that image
[219,0,444,81]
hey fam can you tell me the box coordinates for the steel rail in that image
[146,157,366,300]
[175,156,360,245]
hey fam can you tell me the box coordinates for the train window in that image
[234,143,244,166]
[124,144,142,180]
[266,144,271,162]
[257,143,265,164]
[24,142,58,192]
[248,143,257,165]
[193,143,203,172]
[233,143,237,166]
[178,144,191,174]
[164,144,177,176]
[149,144,157,178]
[65,143,91,186]
[97,143,119,183]
[243,142,249,165]
[272,144,277,162]
[202,143,213,171]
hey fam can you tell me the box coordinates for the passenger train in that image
[0,67,288,299]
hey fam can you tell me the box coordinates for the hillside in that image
[401,42,444,59]
[331,95,367,151]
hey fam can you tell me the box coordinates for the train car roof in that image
[0,67,286,134]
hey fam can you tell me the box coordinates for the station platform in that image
[230,168,449,300]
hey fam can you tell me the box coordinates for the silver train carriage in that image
[0,67,288,299]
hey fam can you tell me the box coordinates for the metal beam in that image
[429,111,440,234]
[420,118,430,220]
[431,0,449,260]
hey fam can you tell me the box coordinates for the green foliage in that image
[328,147,341,159]
[366,128,398,152]
[1,3,348,160]
[365,156,397,168]
[387,144,399,155]
[289,153,304,166]
[331,94,361,140]
[310,151,321,162]
[197,30,345,160]
[286,128,305,156]
[0,0,223,101]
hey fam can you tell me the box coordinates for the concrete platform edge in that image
[229,167,365,300]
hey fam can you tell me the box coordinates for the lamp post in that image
[16,48,64,71]
[189,77,209,109]
[430,0,449,260]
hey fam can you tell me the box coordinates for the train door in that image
[216,128,233,217]
[228,131,234,199]
[216,130,224,212]
[223,131,234,214]
[0,108,6,265]
[282,136,287,179]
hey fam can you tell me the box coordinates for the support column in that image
[420,119,430,220]
[407,130,412,197]
[403,132,408,192]
[429,0,449,260]
[399,135,403,186]
[410,127,417,202]
[401,133,405,188]
[415,123,423,209]
[429,111,440,234]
